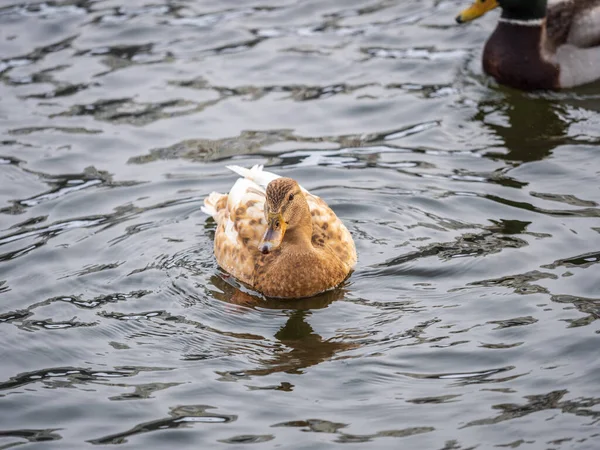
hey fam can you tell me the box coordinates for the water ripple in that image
[0,428,62,445]
[0,366,171,392]
[1,0,599,448]
[88,405,236,445]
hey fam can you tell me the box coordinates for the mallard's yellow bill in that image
[455,0,499,23]
[259,213,286,254]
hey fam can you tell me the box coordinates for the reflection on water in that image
[254,309,358,376]
[89,405,237,445]
[475,91,571,164]
[1,0,600,448]
[211,276,356,376]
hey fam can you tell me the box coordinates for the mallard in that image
[456,0,600,90]
[201,165,357,299]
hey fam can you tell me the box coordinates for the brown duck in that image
[456,0,600,90]
[202,165,357,299]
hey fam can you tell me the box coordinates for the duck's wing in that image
[306,193,357,271]
[202,170,267,285]
[547,0,600,48]
[568,0,600,48]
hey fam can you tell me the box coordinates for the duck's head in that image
[259,177,307,254]
[455,0,547,24]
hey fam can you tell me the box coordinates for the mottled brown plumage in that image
[202,165,357,299]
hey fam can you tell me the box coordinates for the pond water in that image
[1,1,599,448]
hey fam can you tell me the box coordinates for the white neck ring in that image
[498,17,544,26]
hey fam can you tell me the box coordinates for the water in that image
[1,0,599,448]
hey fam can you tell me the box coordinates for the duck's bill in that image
[259,214,286,254]
[455,0,498,24]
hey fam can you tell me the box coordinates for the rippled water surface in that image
[1,0,600,448]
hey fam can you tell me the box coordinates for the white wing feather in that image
[226,165,278,189]
[226,164,308,193]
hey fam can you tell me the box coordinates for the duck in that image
[455,0,600,90]
[201,165,357,299]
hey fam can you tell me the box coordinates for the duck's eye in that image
[275,220,280,228]
[288,193,294,201]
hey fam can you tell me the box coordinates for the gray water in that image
[1,1,599,449]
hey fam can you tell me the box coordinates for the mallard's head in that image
[456,0,547,24]
[259,177,306,254]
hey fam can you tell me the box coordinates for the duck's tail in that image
[226,164,280,189]
[201,191,226,219]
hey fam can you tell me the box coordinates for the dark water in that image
[1,1,599,448]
